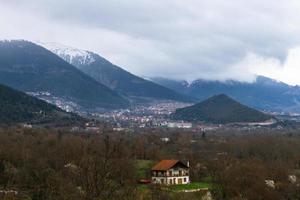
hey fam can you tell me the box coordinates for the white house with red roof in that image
[151,160,190,185]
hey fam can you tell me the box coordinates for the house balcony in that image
[152,173,189,177]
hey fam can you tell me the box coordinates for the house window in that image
[184,178,186,182]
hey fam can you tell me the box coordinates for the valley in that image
[1,40,300,200]
[2,1,300,199]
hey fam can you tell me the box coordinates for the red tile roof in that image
[151,160,188,171]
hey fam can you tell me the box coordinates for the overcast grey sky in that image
[1,0,300,85]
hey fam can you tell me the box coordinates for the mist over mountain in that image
[0,40,129,110]
[43,43,193,103]
[151,76,300,113]
[2,40,300,114]
[172,94,273,124]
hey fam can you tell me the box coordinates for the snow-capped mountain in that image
[41,42,193,103]
[151,76,300,113]
[40,42,96,66]
[0,40,129,110]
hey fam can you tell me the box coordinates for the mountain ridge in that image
[43,42,193,103]
[0,40,129,110]
[151,76,300,112]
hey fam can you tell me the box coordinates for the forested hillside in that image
[0,84,79,124]
[172,94,272,123]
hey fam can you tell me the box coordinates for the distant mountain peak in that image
[40,42,96,65]
[172,94,273,124]
[43,43,193,103]
[0,40,129,110]
[151,76,300,112]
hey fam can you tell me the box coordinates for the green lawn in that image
[169,182,212,191]
[137,184,207,199]
[137,184,150,192]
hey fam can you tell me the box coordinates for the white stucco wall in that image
[151,176,190,185]
[152,168,190,185]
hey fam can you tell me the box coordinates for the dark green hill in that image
[172,94,273,124]
[0,40,129,110]
[0,84,80,124]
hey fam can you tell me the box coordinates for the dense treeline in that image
[0,127,300,199]
[0,129,137,200]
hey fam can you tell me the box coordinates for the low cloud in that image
[242,48,300,86]
[1,0,300,84]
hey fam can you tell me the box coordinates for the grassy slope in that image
[169,182,212,191]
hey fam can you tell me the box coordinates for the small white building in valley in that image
[151,160,190,185]
[167,122,192,129]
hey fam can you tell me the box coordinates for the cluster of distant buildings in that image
[153,121,192,129]
[27,91,80,112]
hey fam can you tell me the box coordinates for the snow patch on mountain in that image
[39,42,96,65]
